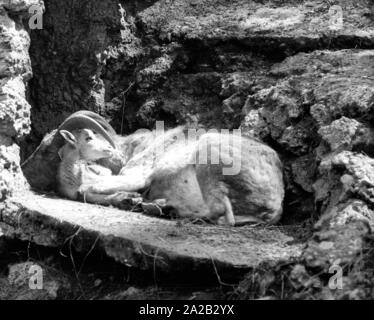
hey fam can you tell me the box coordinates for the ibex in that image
[56,111,284,226]
[56,113,141,207]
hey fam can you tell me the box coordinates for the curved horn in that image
[58,113,117,149]
[70,110,117,136]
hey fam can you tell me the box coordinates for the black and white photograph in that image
[0,0,374,306]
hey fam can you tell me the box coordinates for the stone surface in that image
[0,192,303,275]
[139,0,374,45]
[303,221,370,270]
[315,200,374,231]
[318,117,362,152]
[241,49,374,221]
[23,1,374,225]
[314,151,374,219]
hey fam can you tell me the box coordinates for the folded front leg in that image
[80,191,142,208]
[83,171,149,195]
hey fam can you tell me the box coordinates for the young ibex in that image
[56,111,284,226]
[56,113,140,206]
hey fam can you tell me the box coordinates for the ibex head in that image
[57,111,117,161]
[59,128,114,161]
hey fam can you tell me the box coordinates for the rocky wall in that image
[0,0,43,201]
[14,0,374,298]
[23,0,146,157]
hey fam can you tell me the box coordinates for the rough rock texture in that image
[0,0,44,201]
[0,192,303,276]
[139,0,374,43]
[237,49,374,298]
[242,49,374,221]
[24,0,374,153]
[0,261,73,300]
[7,0,374,299]
[24,0,144,155]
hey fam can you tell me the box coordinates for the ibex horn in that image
[58,112,117,149]
[67,110,117,136]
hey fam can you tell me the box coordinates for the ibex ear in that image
[59,130,76,146]
[57,147,65,160]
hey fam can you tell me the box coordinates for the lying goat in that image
[56,111,284,226]
[56,112,141,206]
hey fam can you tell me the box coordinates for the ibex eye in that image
[86,137,93,142]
